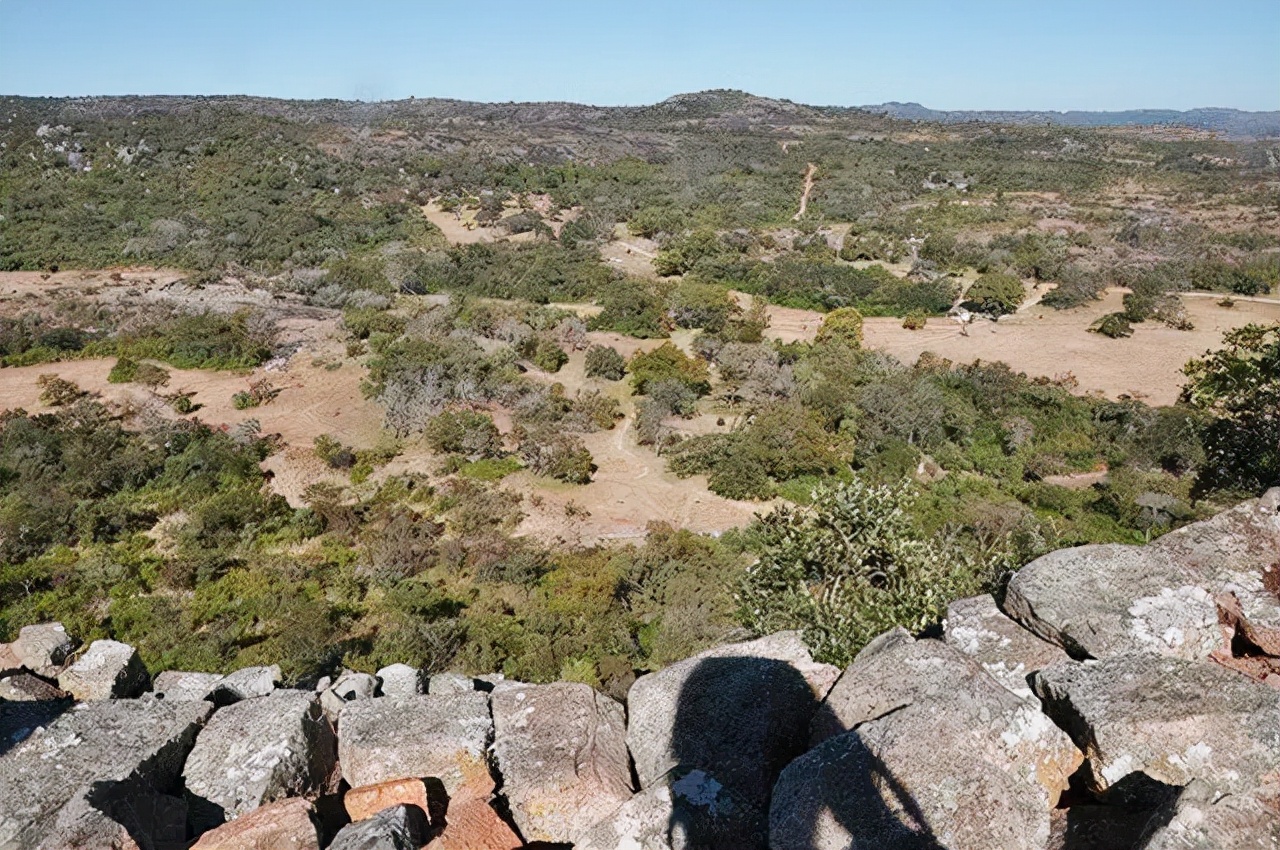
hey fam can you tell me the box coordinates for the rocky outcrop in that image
[343,777,432,823]
[328,804,428,850]
[945,593,1072,699]
[619,631,839,849]
[189,797,322,850]
[57,639,149,700]
[211,664,281,704]
[153,670,226,702]
[490,681,632,843]
[337,692,492,796]
[777,637,1082,848]
[183,691,337,830]
[0,698,210,849]
[1034,654,1280,795]
[1005,487,1280,661]
[4,492,1279,849]
[375,663,423,698]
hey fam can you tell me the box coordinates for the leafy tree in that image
[737,479,985,666]
[1181,323,1280,493]
[628,342,711,396]
[963,273,1024,317]
[815,307,864,349]
[584,345,626,380]
[424,410,503,460]
[590,279,668,338]
[519,428,594,483]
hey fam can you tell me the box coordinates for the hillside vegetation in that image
[0,91,1277,684]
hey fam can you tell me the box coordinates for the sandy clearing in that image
[793,163,817,221]
[863,289,1280,406]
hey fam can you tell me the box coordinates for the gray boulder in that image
[1034,654,1280,796]
[183,691,337,831]
[375,663,423,697]
[945,594,1071,699]
[338,692,492,795]
[624,632,839,847]
[810,637,1010,743]
[1142,778,1280,850]
[13,623,75,674]
[327,804,429,850]
[774,637,1080,849]
[320,671,380,720]
[772,716,1050,850]
[1005,487,1280,660]
[0,698,211,849]
[490,681,632,842]
[427,671,476,694]
[0,673,68,702]
[57,639,149,700]
[210,664,280,704]
[152,670,225,702]
[575,769,765,850]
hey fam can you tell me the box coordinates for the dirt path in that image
[793,163,817,221]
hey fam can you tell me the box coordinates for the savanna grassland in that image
[1,91,1277,687]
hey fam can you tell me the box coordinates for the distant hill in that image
[860,102,1280,139]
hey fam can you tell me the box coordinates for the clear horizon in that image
[0,0,1277,112]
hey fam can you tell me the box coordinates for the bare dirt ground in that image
[510,333,760,544]
[600,225,660,277]
[863,288,1280,405]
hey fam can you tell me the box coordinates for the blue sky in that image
[1,0,1276,110]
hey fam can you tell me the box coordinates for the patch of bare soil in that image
[863,288,1280,406]
[600,225,660,277]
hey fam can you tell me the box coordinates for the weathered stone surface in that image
[624,632,837,850]
[1034,654,1280,796]
[1006,488,1280,661]
[853,625,914,661]
[422,798,521,850]
[338,692,492,796]
[0,672,68,702]
[427,671,475,695]
[13,623,75,674]
[575,769,767,850]
[0,698,72,753]
[0,643,20,674]
[183,691,337,830]
[811,637,1011,743]
[328,803,429,850]
[344,777,430,823]
[57,639,149,700]
[945,593,1072,699]
[321,671,380,720]
[375,663,423,697]
[1142,779,1280,850]
[210,665,280,704]
[772,717,1052,850]
[152,670,225,702]
[490,681,632,842]
[0,698,211,849]
[189,797,322,850]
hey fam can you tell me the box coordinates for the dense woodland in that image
[0,92,1277,684]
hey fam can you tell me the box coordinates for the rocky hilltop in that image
[2,491,1278,849]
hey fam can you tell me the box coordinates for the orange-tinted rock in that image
[344,776,430,822]
[425,798,522,850]
[190,798,322,850]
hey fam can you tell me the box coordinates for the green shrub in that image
[628,342,710,396]
[37,374,85,407]
[423,410,503,459]
[1089,313,1134,338]
[584,345,626,381]
[963,273,1025,316]
[738,479,986,666]
[108,357,140,384]
[815,307,864,348]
